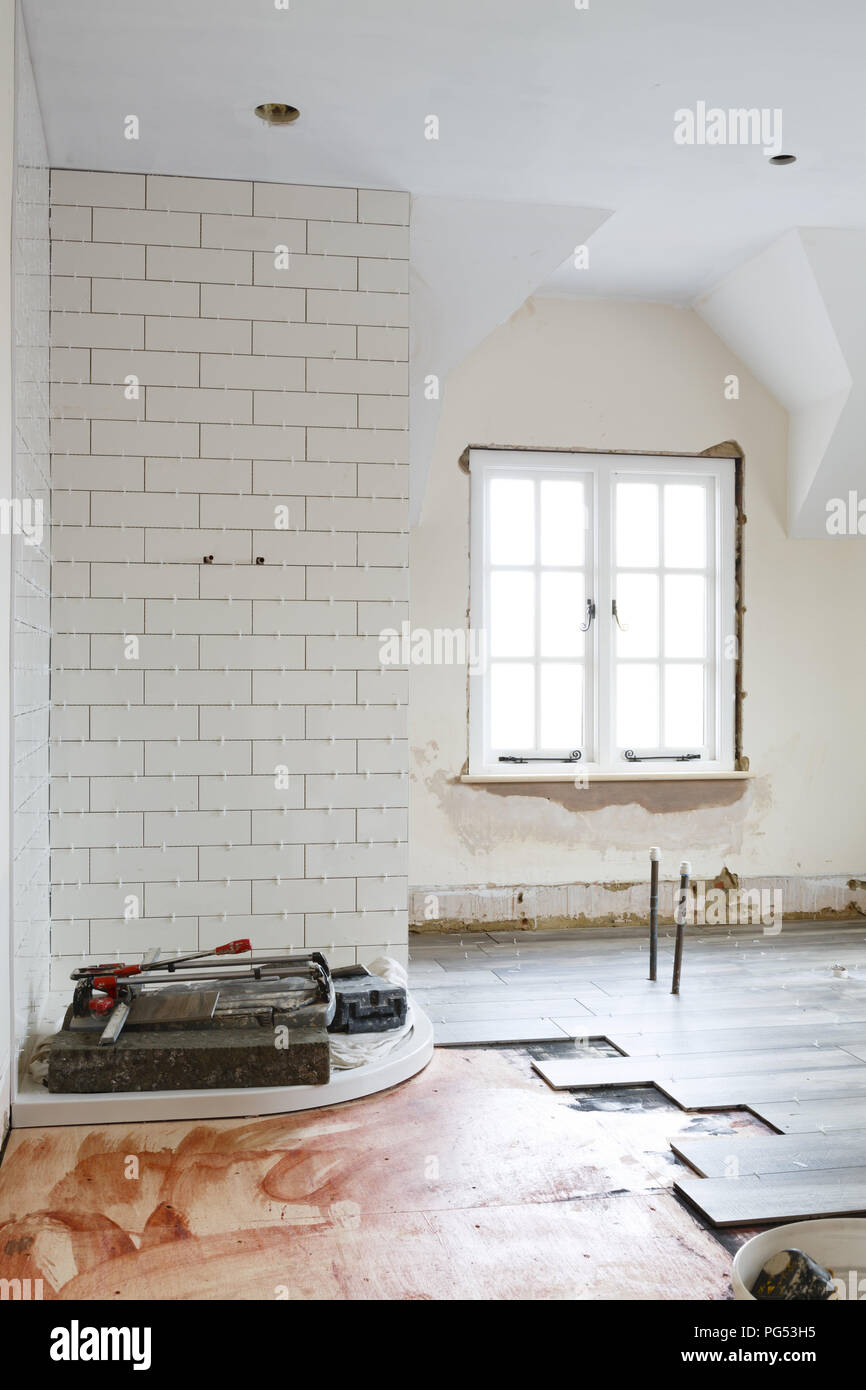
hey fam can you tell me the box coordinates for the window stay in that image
[623,751,701,763]
[498,751,583,764]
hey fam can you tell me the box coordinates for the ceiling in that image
[21,0,866,302]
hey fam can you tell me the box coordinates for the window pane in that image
[664,574,705,657]
[615,573,658,658]
[616,482,659,567]
[664,664,704,746]
[617,664,659,748]
[664,484,707,568]
[540,479,585,566]
[540,571,585,658]
[491,662,534,748]
[540,663,583,749]
[489,478,534,565]
[490,571,534,657]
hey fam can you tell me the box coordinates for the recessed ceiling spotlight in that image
[255,103,300,126]
[769,154,797,165]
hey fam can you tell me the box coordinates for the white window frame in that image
[468,449,737,776]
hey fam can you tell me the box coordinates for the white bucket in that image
[733,1219,866,1300]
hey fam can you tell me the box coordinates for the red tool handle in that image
[215,939,251,955]
[88,997,116,1015]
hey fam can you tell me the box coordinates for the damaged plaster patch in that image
[422,764,754,858]
[712,866,739,891]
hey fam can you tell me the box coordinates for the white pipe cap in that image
[679,860,692,875]
[649,847,661,862]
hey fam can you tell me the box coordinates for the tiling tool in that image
[69,944,336,1044]
[71,938,251,985]
[94,946,162,1047]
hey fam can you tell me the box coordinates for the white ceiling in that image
[21,0,866,302]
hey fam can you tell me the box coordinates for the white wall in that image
[1,0,50,1135]
[11,1,50,1052]
[49,170,409,987]
[0,0,15,1136]
[410,296,866,917]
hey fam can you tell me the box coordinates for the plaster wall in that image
[409,297,866,920]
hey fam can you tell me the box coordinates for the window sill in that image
[462,770,754,784]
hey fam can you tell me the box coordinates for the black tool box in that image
[329,965,408,1033]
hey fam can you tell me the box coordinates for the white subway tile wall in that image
[13,18,51,1047]
[49,170,409,984]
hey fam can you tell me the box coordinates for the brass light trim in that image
[255,103,300,126]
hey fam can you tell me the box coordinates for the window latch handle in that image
[612,598,628,631]
[499,751,582,764]
[578,598,596,632]
[624,750,701,763]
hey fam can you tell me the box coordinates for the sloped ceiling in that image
[695,230,866,537]
[409,199,611,522]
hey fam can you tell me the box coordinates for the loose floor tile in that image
[671,1130,866,1178]
[674,1167,866,1226]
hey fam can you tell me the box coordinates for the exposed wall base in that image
[410,877,866,932]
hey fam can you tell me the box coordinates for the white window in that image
[468,450,736,774]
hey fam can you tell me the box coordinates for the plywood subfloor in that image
[0,1047,751,1301]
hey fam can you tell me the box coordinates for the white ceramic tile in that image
[146,245,252,285]
[357,259,409,294]
[145,315,251,353]
[198,635,304,669]
[198,774,304,811]
[307,289,409,327]
[51,311,144,349]
[144,457,252,494]
[252,320,356,359]
[197,845,305,880]
[306,426,408,464]
[200,354,305,391]
[147,386,252,424]
[143,810,251,847]
[52,241,144,279]
[251,876,356,915]
[91,348,199,387]
[47,174,410,981]
[146,175,252,215]
[200,423,305,461]
[52,169,145,208]
[91,277,199,317]
[252,250,356,290]
[92,208,201,247]
[200,282,304,322]
[306,358,407,395]
[144,740,252,775]
[200,213,305,252]
[198,564,305,601]
[357,189,410,225]
[356,326,409,361]
[253,390,356,428]
[253,182,357,222]
[250,739,356,774]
